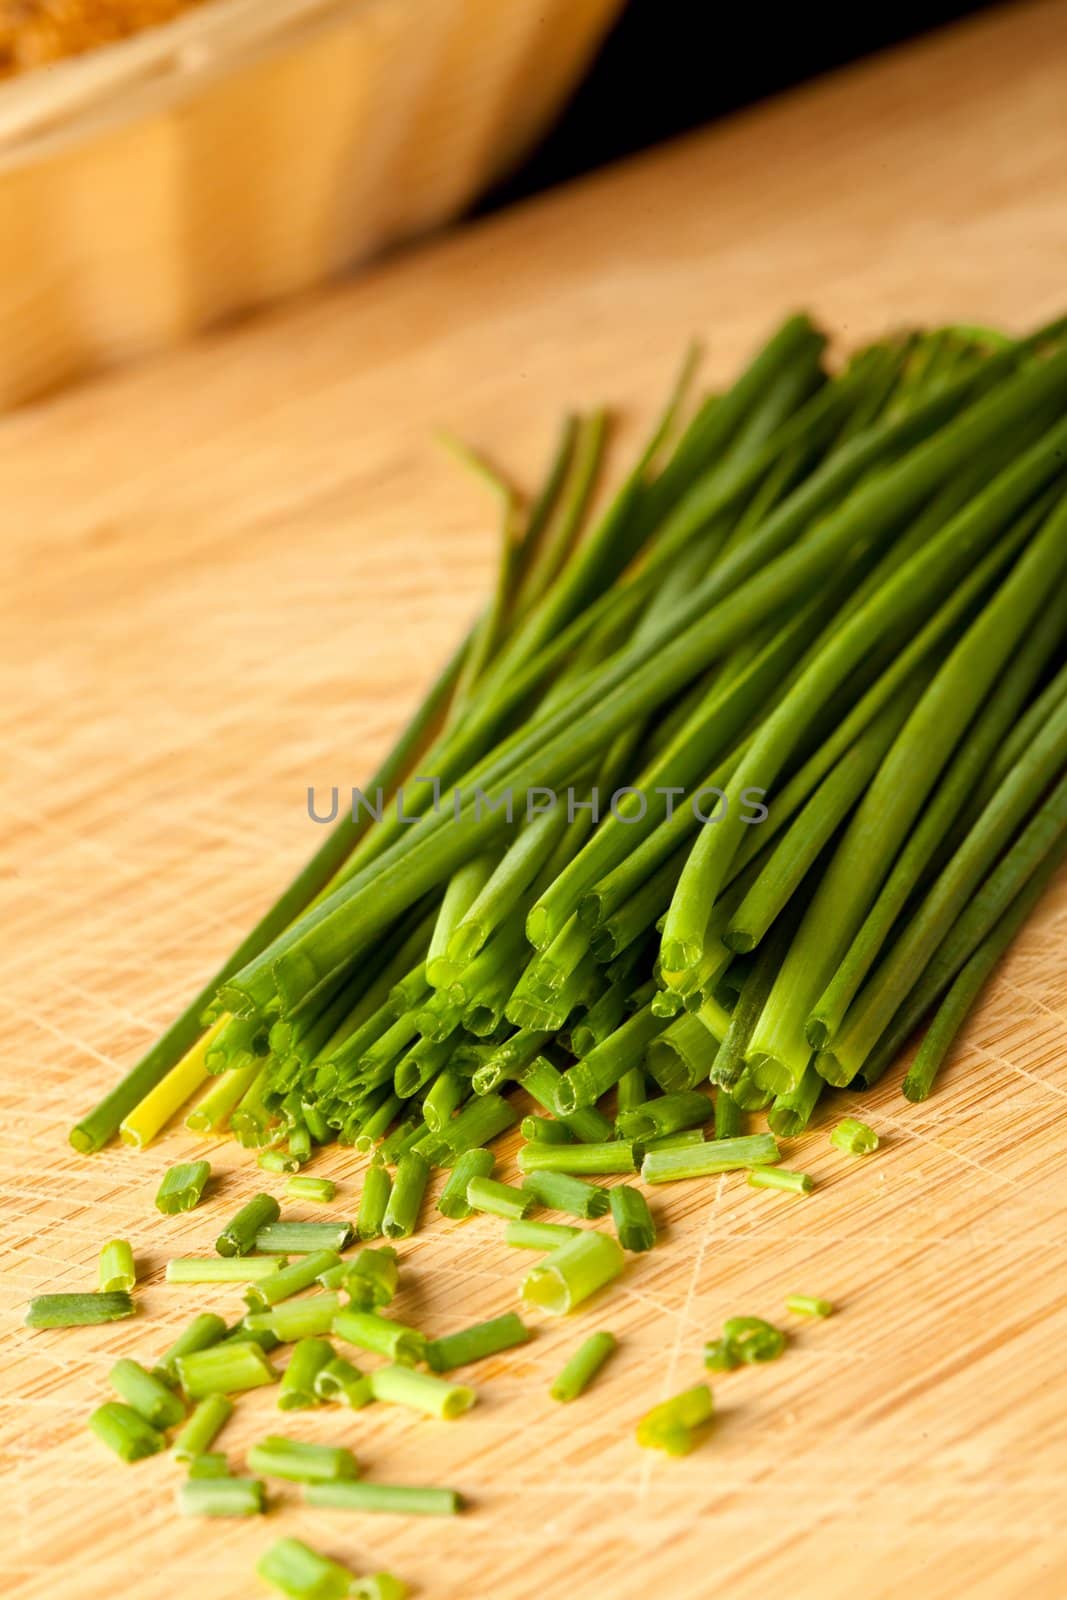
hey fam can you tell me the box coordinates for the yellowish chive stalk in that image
[119,1015,227,1148]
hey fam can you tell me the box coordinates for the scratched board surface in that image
[3,5,1067,1598]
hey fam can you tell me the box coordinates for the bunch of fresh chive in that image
[47,308,1067,1585]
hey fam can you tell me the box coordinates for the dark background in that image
[480,0,996,213]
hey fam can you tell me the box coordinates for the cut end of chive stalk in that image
[814,1050,854,1089]
[660,937,703,977]
[805,1015,833,1050]
[520,1231,625,1316]
[829,1117,880,1155]
[785,1295,834,1318]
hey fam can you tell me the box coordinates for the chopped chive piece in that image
[702,1338,739,1372]
[424,1312,531,1372]
[305,1480,462,1516]
[343,1246,399,1310]
[155,1161,211,1214]
[616,1091,711,1141]
[829,1117,879,1155]
[98,1239,136,1293]
[256,1221,354,1253]
[357,1162,393,1239]
[244,1250,342,1310]
[641,1128,705,1152]
[503,1219,582,1250]
[278,1337,334,1409]
[216,1193,279,1257]
[517,1141,639,1175]
[109,1358,185,1429]
[25,1291,134,1329]
[166,1256,286,1284]
[636,1384,713,1455]
[785,1294,834,1318]
[88,1401,166,1462]
[437,1149,494,1220]
[226,1319,280,1354]
[257,1536,354,1600]
[154,1312,228,1386]
[369,1364,476,1420]
[259,1149,301,1174]
[465,1176,533,1221]
[705,1315,786,1369]
[381,1152,430,1240]
[520,1170,609,1219]
[520,1231,625,1315]
[317,1262,346,1290]
[333,1309,426,1366]
[641,1133,780,1183]
[176,1340,278,1398]
[352,1575,408,1600]
[245,1293,343,1344]
[186,1452,230,1478]
[174,1394,234,1461]
[314,1356,373,1409]
[609,1185,656,1252]
[520,1116,574,1144]
[177,1476,266,1517]
[248,1435,359,1484]
[286,1176,337,1204]
[550,1331,617,1402]
[747,1167,814,1195]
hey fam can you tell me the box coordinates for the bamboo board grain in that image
[3,4,1067,1598]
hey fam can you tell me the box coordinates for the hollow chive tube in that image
[259,1149,301,1174]
[166,1256,287,1284]
[187,1452,230,1478]
[609,1186,656,1252]
[381,1151,430,1240]
[549,1331,617,1402]
[278,1338,334,1409]
[615,1091,712,1141]
[714,1087,744,1138]
[519,1056,616,1142]
[424,1313,531,1372]
[25,1292,134,1328]
[285,1176,336,1203]
[215,1193,279,1257]
[829,1117,879,1155]
[517,1142,639,1176]
[767,1061,823,1137]
[520,1231,625,1315]
[185,1057,261,1134]
[305,1481,462,1516]
[177,1477,265,1518]
[257,1537,355,1600]
[109,1358,185,1429]
[748,1168,813,1195]
[314,1356,373,1409]
[719,1315,787,1364]
[333,1309,426,1366]
[554,1004,669,1110]
[465,1176,533,1221]
[88,1401,166,1462]
[154,1312,228,1386]
[248,1436,359,1484]
[357,1162,393,1239]
[174,1395,234,1461]
[520,1115,574,1144]
[635,1384,713,1455]
[97,1239,136,1293]
[786,1294,833,1318]
[504,1219,582,1250]
[343,1246,399,1309]
[177,1340,278,1398]
[422,1066,467,1132]
[437,1149,494,1220]
[641,1133,780,1183]
[369,1364,476,1420]
[245,1294,344,1343]
[256,1221,355,1253]
[223,1318,280,1353]
[642,1128,705,1152]
[437,1093,519,1161]
[244,1250,342,1310]
[155,1160,211,1214]
[317,1261,347,1290]
[520,1170,609,1219]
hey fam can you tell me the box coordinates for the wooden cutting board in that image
[3,5,1067,1598]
